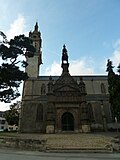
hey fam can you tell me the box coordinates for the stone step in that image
[45,133,114,152]
[0,132,117,152]
[46,148,111,153]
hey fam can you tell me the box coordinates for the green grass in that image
[0,131,18,137]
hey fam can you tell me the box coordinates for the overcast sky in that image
[0,0,120,110]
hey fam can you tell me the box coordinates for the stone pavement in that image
[46,134,112,151]
[1,149,120,160]
[0,132,118,152]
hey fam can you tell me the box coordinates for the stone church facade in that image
[19,23,112,133]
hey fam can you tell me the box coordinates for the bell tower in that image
[25,22,42,77]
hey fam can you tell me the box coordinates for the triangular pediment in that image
[53,72,80,92]
[55,84,78,92]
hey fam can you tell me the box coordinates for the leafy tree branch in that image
[0,32,35,103]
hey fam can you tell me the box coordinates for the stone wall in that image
[0,137,47,151]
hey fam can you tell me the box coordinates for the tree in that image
[117,63,120,75]
[0,32,35,103]
[106,59,120,121]
[4,101,21,126]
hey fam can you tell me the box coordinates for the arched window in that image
[41,83,46,95]
[101,83,106,94]
[88,103,94,122]
[36,105,43,122]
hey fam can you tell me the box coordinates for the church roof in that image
[53,72,80,92]
[53,45,81,93]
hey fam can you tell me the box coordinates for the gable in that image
[54,84,80,92]
[53,72,80,92]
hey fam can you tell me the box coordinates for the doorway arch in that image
[61,112,74,131]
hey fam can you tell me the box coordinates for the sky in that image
[0,0,120,111]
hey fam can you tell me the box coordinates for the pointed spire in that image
[34,22,38,31]
[61,45,69,73]
[62,44,68,64]
[62,44,67,54]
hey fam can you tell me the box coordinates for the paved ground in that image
[0,132,119,151]
[0,149,120,160]
[45,133,114,150]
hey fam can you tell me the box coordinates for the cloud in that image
[101,39,120,74]
[69,58,94,75]
[0,102,10,111]
[6,14,27,40]
[110,39,120,67]
[43,57,95,76]
[0,97,22,111]
[0,83,23,111]
[101,38,120,75]
[44,61,62,75]
[113,39,120,50]
[110,50,120,66]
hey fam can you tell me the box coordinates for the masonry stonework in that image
[19,23,112,133]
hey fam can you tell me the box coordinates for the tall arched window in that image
[101,83,106,94]
[88,103,94,122]
[36,105,43,122]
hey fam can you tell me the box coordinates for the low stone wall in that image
[0,137,47,151]
[111,136,120,152]
[0,133,119,152]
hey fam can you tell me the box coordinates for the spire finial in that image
[62,44,68,64]
[61,45,69,73]
[63,44,67,54]
[34,22,38,31]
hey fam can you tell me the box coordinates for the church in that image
[19,23,112,133]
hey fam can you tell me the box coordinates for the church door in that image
[61,112,74,131]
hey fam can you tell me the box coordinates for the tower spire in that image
[34,22,38,31]
[26,23,42,77]
[61,45,69,73]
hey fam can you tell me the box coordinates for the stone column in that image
[80,102,91,133]
[46,103,55,134]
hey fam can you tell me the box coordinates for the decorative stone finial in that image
[34,22,38,31]
[62,45,68,64]
[61,45,69,73]
[63,44,67,54]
